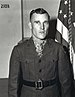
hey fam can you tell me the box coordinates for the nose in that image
[40,23,44,30]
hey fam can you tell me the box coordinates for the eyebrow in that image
[34,20,49,23]
[44,20,49,23]
[34,20,40,23]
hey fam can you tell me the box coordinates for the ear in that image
[28,22,32,29]
[73,22,75,27]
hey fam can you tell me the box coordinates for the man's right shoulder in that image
[14,37,30,49]
[18,37,30,44]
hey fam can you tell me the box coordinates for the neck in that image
[32,35,46,44]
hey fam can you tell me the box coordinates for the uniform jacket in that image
[8,37,73,97]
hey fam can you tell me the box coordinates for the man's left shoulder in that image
[48,38,67,52]
[48,38,63,48]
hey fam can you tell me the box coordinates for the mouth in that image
[39,31,45,33]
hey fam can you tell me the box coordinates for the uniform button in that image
[39,59,41,63]
[39,69,42,72]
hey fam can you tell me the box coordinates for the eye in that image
[44,21,49,25]
[34,21,40,24]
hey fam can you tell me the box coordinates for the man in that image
[8,8,73,97]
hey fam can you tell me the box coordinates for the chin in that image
[39,36,46,40]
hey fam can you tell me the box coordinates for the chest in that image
[20,46,58,80]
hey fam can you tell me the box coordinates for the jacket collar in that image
[27,37,53,58]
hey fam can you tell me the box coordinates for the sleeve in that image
[8,46,22,97]
[58,46,74,97]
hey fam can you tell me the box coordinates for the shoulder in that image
[48,38,68,53]
[18,37,30,44]
[13,37,30,51]
[48,38,63,48]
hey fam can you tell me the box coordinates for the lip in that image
[39,31,44,33]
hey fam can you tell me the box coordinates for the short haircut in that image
[30,8,50,21]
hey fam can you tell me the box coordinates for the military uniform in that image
[8,37,73,97]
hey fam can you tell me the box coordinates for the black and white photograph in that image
[0,0,75,97]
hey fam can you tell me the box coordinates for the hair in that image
[30,8,50,21]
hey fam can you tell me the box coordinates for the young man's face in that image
[30,13,49,40]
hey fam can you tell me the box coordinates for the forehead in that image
[31,13,49,22]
